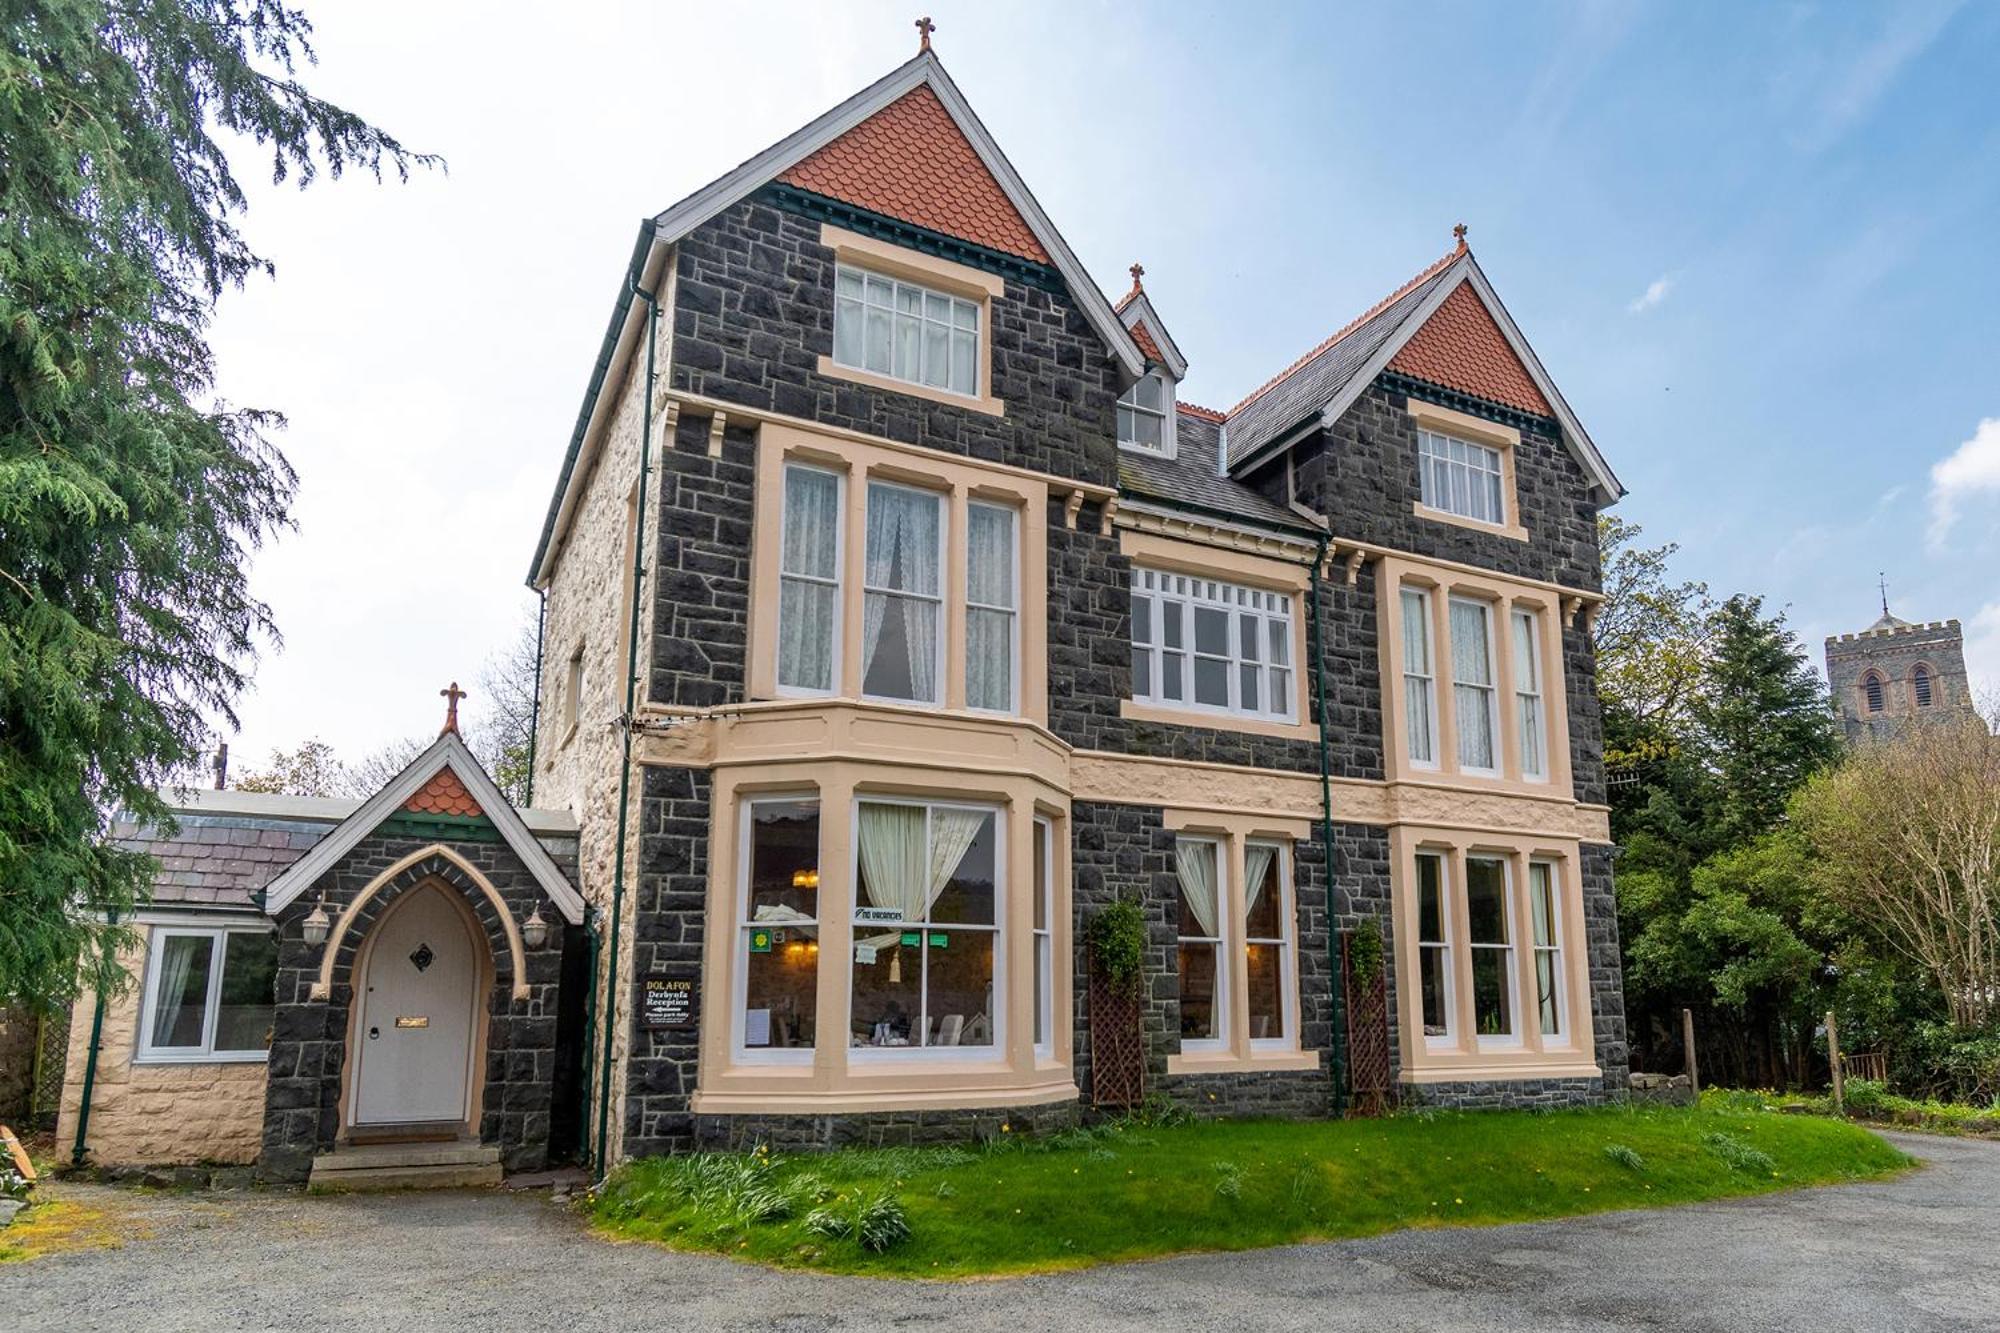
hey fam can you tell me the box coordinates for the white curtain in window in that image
[1175,840,1219,938]
[965,505,1014,710]
[1512,612,1544,776]
[1243,844,1277,917]
[1451,600,1495,769]
[149,934,205,1047]
[862,485,940,700]
[857,803,928,931]
[926,809,987,903]
[778,468,839,690]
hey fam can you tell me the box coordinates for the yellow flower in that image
[1001,1123,1011,1133]
[1454,1197,1463,1205]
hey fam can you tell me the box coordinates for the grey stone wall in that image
[1403,1076,1604,1110]
[1581,842,1629,1092]
[694,1099,1079,1152]
[668,194,1124,487]
[260,834,573,1183]
[647,413,757,708]
[622,766,711,1158]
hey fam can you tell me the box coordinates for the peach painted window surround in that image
[1381,557,1572,792]
[1131,568,1296,723]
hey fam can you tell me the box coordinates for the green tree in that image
[235,738,345,798]
[1686,595,1842,852]
[0,2,433,1005]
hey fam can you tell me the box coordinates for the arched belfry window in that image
[1863,672,1885,713]
[1913,664,1935,708]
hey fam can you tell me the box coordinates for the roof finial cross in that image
[916,15,935,52]
[1879,572,1890,619]
[1452,222,1469,253]
[1128,262,1145,295]
[440,681,468,736]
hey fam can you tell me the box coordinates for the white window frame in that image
[775,463,845,698]
[1466,855,1520,1050]
[1116,372,1175,457]
[1417,428,1507,525]
[849,796,1006,1063]
[1449,596,1502,777]
[1174,835,1229,1055]
[135,924,276,1064]
[833,263,981,398]
[1033,816,1055,1059]
[964,500,1019,714]
[1245,840,1298,1050]
[1511,607,1549,782]
[732,795,821,1066]
[1401,587,1438,769]
[1415,852,1456,1050]
[1131,569,1296,723]
[859,479,947,707]
[1528,860,1567,1043]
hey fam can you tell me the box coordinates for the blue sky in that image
[208,1,2000,767]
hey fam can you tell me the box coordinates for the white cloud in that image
[1627,275,1673,314]
[1964,602,2000,708]
[1926,417,2000,548]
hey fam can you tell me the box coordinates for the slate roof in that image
[1118,409,1322,536]
[1222,251,1462,469]
[114,804,339,911]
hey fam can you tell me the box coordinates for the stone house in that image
[58,38,1631,1181]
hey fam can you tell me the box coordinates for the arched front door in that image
[350,881,483,1131]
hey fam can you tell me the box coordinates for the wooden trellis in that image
[1087,967,1146,1110]
[1341,930,1392,1117]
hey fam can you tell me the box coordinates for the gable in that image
[1386,281,1551,417]
[778,85,1049,264]
[405,766,483,819]
[1127,318,1164,363]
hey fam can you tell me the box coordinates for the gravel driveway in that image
[5,1130,1994,1332]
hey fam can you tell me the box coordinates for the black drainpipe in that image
[594,274,660,1179]
[525,589,546,807]
[70,910,117,1167]
[1308,536,1348,1116]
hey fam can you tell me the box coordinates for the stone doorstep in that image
[307,1140,503,1193]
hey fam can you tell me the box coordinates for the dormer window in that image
[1118,373,1172,456]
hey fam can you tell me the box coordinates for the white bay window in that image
[1512,608,1548,781]
[777,465,842,693]
[1449,597,1500,773]
[1465,856,1517,1045]
[1402,587,1437,766]
[965,502,1017,712]
[860,481,944,703]
[737,799,821,1057]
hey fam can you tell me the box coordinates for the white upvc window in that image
[735,798,821,1062]
[1032,816,1055,1057]
[860,481,945,704]
[1117,373,1172,455]
[1418,428,1506,524]
[1174,836,1227,1052]
[1528,861,1566,1041]
[1401,587,1437,767]
[1465,856,1519,1047]
[776,464,843,694]
[1131,569,1295,722]
[833,265,980,396]
[851,799,1002,1055]
[1449,597,1500,774]
[136,925,278,1063]
[1244,841,1296,1047]
[964,502,1017,712]
[1511,608,1548,781]
[1415,852,1455,1047]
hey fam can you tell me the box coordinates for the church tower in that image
[1824,591,1974,743]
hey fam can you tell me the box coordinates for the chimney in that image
[212,741,229,790]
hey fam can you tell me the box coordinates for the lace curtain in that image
[862,484,940,701]
[1450,599,1495,769]
[778,467,840,690]
[965,504,1014,710]
[1175,839,1219,939]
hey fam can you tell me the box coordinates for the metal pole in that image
[69,912,117,1168]
[525,589,546,807]
[1308,536,1346,1115]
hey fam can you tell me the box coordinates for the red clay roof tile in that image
[1388,280,1551,416]
[779,85,1049,264]
[1128,318,1165,364]
[1177,400,1227,423]
[404,767,484,819]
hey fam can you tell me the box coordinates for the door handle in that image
[368,1026,380,1040]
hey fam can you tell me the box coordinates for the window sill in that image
[1167,1049,1321,1076]
[816,355,1006,418]
[132,1051,270,1067]
[1120,699,1319,743]
[1411,501,1530,543]
[1398,1058,1602,1084]
[691,1075,1077,1116]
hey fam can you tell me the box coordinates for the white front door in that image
[352,884,480,1128]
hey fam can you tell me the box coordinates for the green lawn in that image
[590,1103,1910,1276]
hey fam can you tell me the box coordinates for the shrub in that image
[1703,1132,1777,1174]
[1842,1078,1888,1114]
[805,1188,910,1253]
[1087,897,1147,995]
[1348,918,1385,986]
[1602,1143,1646,1172]
[1211,1161,1245,1200]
